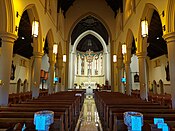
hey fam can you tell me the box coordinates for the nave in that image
[75,95,102,131]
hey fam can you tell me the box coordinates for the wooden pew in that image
[2,90,85,131]
[112,113,175,131]
[0,118,61,131]
[108,108,175,131]
[0,111,64,131]
[0,107,69,131]
[94,91,174,131]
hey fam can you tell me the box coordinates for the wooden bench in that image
[0,117,62,131]
[0,107,69,131]
[0,111,64,131]
[2,90,85,131]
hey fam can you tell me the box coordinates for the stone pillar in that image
[113,61,117,92]
[54,67,58,92]
[137,52,148,100]
[32,52,43,99]
[125,62,131,95]
[0,32,17,106]
[62,62,66,91]
[68,52,75,89]
[117,55,123,93]
[163,32,175,109]
[48,60,55,94]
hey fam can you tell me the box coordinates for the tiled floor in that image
[75,95,102,131]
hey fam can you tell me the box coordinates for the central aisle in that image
[75,95,102,131]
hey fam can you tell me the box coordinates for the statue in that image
[10,61,16,80]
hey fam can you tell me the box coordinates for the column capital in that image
[33,52,44,58]
[0,32,17,43]
[136,52,147,58]
[163,32,175,43]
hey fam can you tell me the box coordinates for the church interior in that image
[0,0,175,130]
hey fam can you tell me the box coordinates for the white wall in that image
[148,55,171,94]
[10,54,30,93]
[130,54,171,94]
[130,54,140,90]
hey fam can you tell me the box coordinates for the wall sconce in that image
[122,44,127,54]
[141,18,148,38]
[63,54,66,62]
[53,43,58,54]
[32,20,39,38]
[113,54,117,62]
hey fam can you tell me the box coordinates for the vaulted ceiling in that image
[57,0,123,17]
[72,15,108,52]
[76,34,103,52]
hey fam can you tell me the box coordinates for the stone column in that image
[48,60,55,94]
[55,66,59,92]
[62,62,66,91]
[0,32,17,106]
[125,62,131,95]
[69,52,75,88]
[137,52,148,100]
[163,32,175,109]
[32,52,43,99]
[117,55,123,93]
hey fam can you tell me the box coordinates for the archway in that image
[68,15,110,89]
[136,3,167,100]
[23,79,28,92]
[125,29,137,95]
[17,79,22,93]
[153,80,157,94]
[42,29,55,94]
[159,79,164,94]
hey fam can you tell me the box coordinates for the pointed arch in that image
[23,79,28,92]
[137,3,159,53]
[46,29,54,49]
[72,30,108,53]
[0,0,15,33]
[17,78,22,93]
[68,12,112,42]
[126,29,135,62]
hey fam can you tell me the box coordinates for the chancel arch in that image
[69,29,110,89]
[68,14,111,90]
